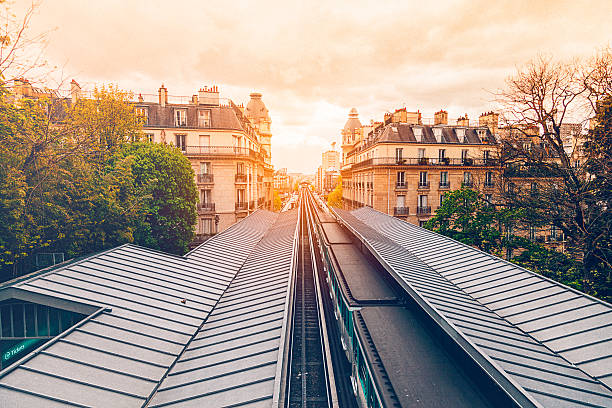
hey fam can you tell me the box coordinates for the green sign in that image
[2,338,41,362]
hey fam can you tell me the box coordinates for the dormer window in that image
[175,109,187,127]
[414,127,423,142]
[433,128,442,143]
[135,107,148,125]
[477,128,487,141]
[198,110,211,127]
[457,128,466,142]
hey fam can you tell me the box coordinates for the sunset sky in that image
[21,0,612,173]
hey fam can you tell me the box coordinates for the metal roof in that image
[334,207,612,408]
[148,210,298,407]
[0,210,292,407]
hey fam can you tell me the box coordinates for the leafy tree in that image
[327,176,343,208]
[113,142,197,255]
[425,187,524,257]
[273,190,282,211]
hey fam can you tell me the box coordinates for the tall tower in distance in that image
[246,92,272,164]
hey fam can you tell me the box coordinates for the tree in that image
[327,176,343,208]
[425,187,524,257]
[273,189,282,211]
[113,142,197,255]
[497,48,611,297]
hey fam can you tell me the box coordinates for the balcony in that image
[395,182,407,190]
[484,182,495,189]
[418,181,430,189]
[417,206,431,215]
[257,175,263,182]
[197,203,215,213]
[394,207,409,216]
[181,146,265,161]
[462,180,474,187]
[235,202,248,211]
[350,157,500,171]
[197,173,214,183]
[235,173,247,183]
[439,181,450,189]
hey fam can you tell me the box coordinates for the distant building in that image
[274,168,290,192]
[316,147,340,194]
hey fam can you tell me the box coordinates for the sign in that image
[2,338,41,362]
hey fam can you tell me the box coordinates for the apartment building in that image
[136,85,274,243]
[341,108,501,226]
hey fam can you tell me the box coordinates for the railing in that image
[197,173,214,183]
[396,182,407,189]
[235,201,248,210]
[182,146,264,161]
[484,182,495,188]
[257,175,263,182]
[197,203,215,212]
[235,173,247,183]
[462,180,474,187]
[418,181,430,189]
[439,181,450,188]
[351,157,500,170]
[394,207,409,216]
[417,206,431,215]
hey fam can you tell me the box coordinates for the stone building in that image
[136,85,274,243]
[341,108,501,226]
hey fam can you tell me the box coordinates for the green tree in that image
[113,142,197,255]
[425,187,524,257]
[327,176,343,208]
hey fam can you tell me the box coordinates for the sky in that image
[18,0,612,173]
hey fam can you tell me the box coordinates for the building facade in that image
[341,108,501,226]
[136,85,274,243]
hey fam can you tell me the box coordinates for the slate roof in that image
[0,209,297,408]
[138,103,245,131]
[335,206,612,408]
[373,123,495,145]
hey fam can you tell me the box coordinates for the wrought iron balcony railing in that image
[417,206,431,215]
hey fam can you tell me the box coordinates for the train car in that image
[305,191,519,408]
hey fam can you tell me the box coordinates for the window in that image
[135,107,148,124]
[457,128,466,142]
[461,149,468,162]
[397,171,405,186]
[237,189,246,203]
[418,148,426,159]
[508,182,515,194]
[396,195,405,208]
[440,171,449,187]
[477,128,487,140]
[529,225,536,241]
[198,110,211,127]
[433,128,442,143]
[414,127,423,142]
[395,148,403,162]
[419,171,428,185]
[200,189,211,204]
[485,171,493,186]
[175,109,187,127]
[175,134,186,151]
[418,195,428,207]
[483,150,490,161]
[200,162,211,174]
[485,193,492,206]
[419,220,427,227]
[145,133,154,143]
[237,162,245,175]
[200,218,213,235]
[438,149,446,160]
[463,171,472,185]
[440,193,445,205]
[199,135,210,147]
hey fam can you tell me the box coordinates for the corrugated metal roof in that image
[148,210,297,407]
[335,207,612,408]
[0,210,286,407]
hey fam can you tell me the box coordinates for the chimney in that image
[158,84,168,107]
[70,79,81,105]
[191,94,198,104]
[457,114,469,127]
[138,93,144,102]
[198,85,219,106]
[479,111,499,134]
[434,110,448,125]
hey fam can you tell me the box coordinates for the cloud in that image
[19,0,612,173]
